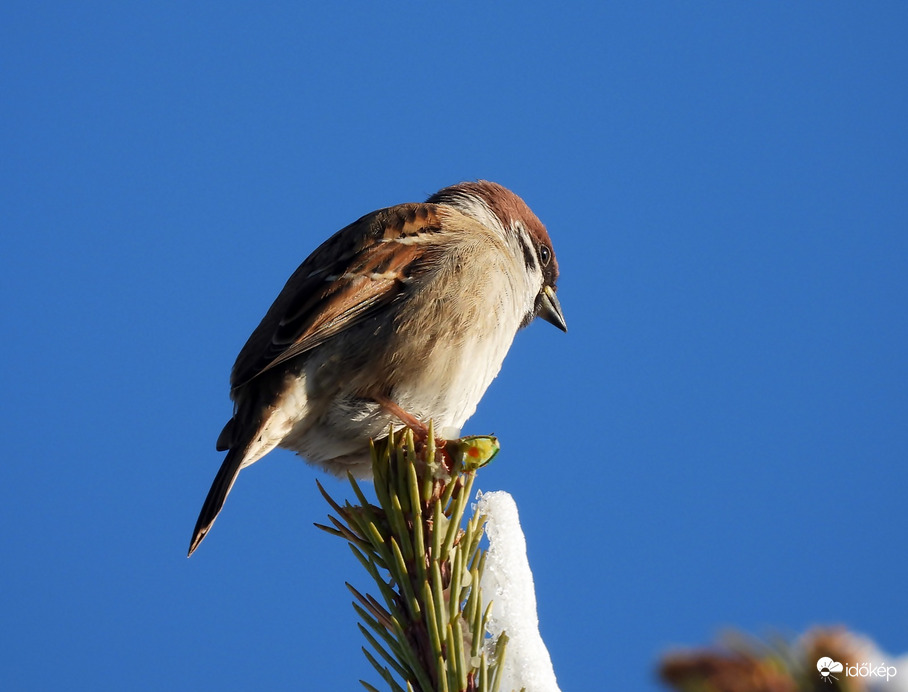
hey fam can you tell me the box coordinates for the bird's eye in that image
[538,245,551,266]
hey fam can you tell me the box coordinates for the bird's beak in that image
[537,285,567,332]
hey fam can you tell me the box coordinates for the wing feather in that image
[229,203,445,391]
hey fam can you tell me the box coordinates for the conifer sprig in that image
[316,425,506,692]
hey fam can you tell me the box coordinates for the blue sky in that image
[2,3,906,690]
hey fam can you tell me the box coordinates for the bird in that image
[188,180,566,555]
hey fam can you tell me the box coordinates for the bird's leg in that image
[374,395,429,438]
[373,395,453,470]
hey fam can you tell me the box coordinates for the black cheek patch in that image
[517,232,537,272]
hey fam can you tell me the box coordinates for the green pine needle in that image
[317,427,506,692]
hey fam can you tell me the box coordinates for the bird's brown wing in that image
[229,202,448,391]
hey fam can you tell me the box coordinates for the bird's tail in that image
[188,446,245,556]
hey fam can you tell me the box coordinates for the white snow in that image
[476,490,561,692]
[839,633,908,692]
[799,630,907,692]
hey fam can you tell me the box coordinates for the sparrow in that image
[188,180,566,555]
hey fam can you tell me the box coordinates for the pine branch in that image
[317,425,506,692]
